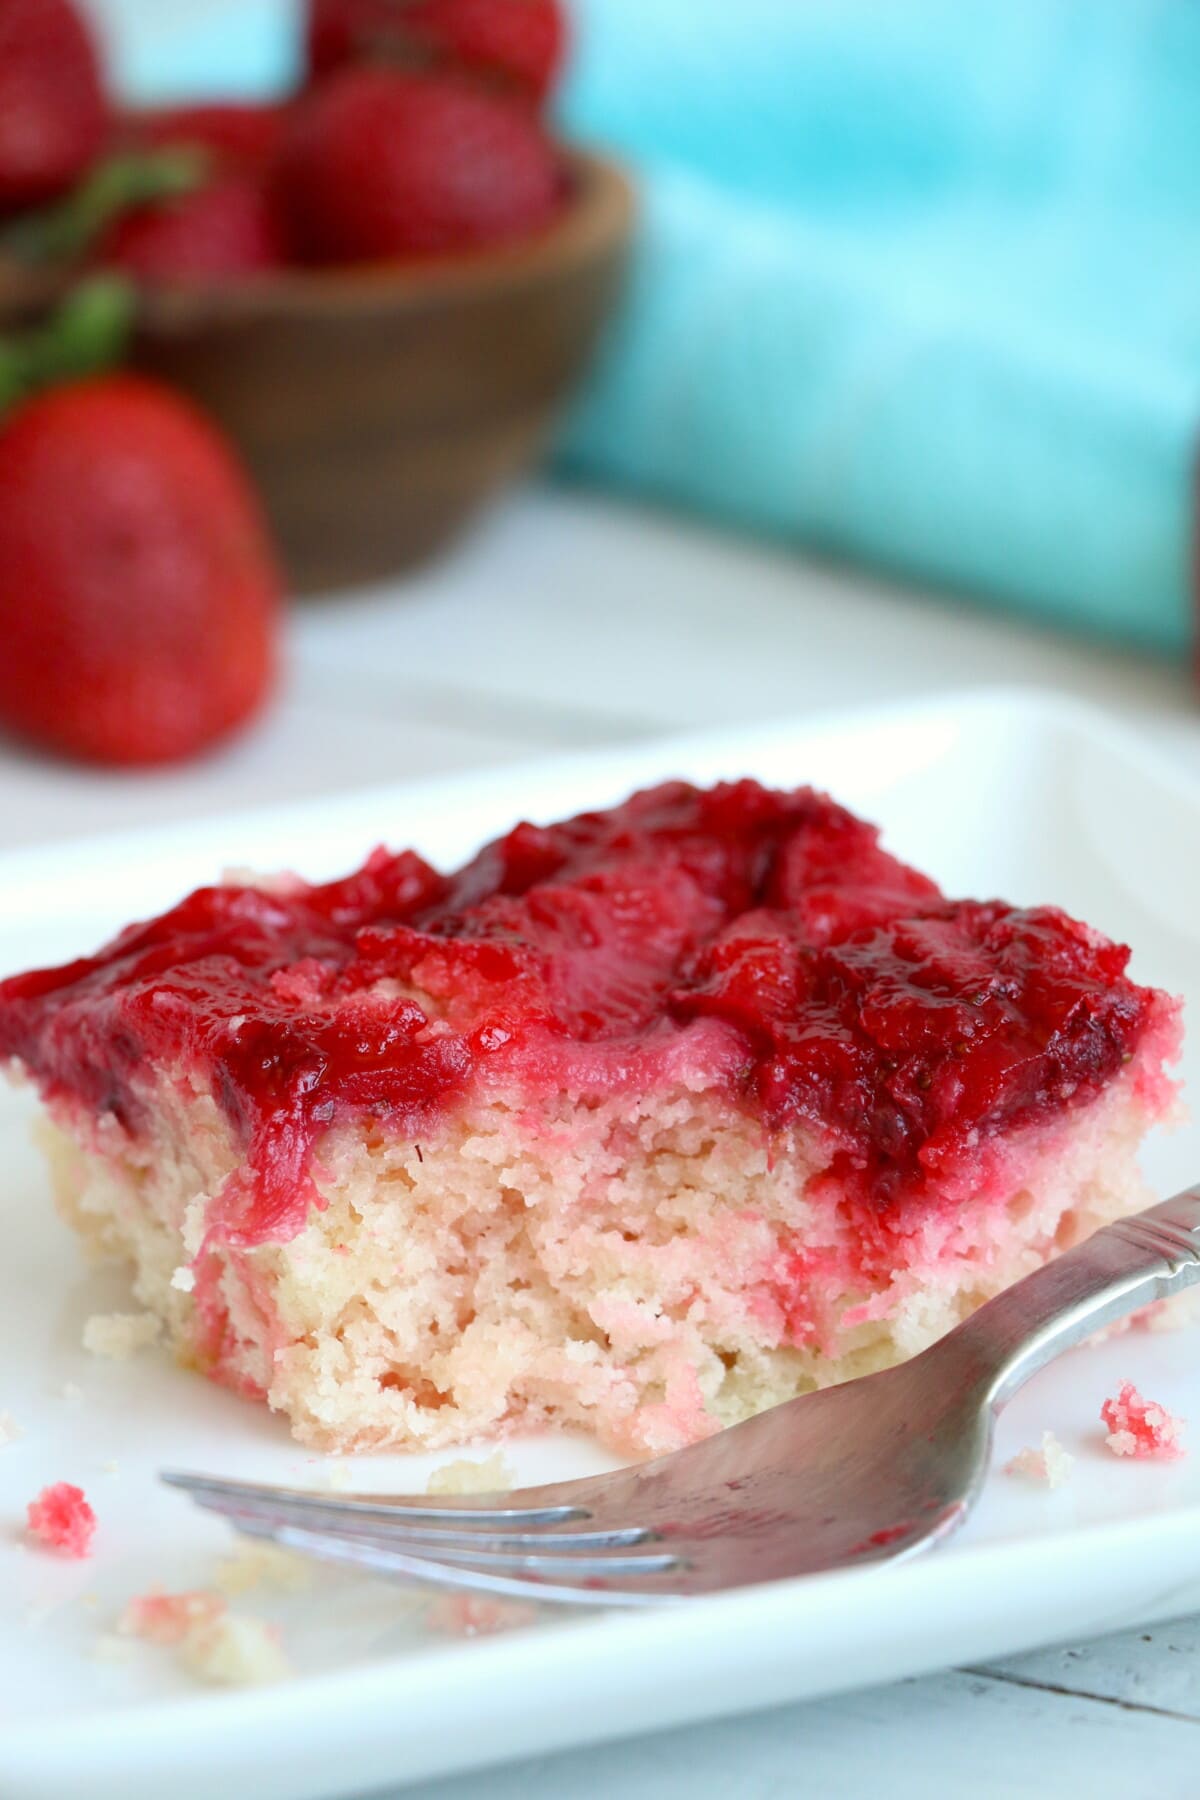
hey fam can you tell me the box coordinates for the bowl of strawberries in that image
[0,0,634,594]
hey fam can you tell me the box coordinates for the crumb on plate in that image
[0,1410,22,1445]
[118,1588,225,1647]
[26,1482,96,1558]
[179,1612,292,1686]
[426,1451,515,1497]
[117,1586,292,1686]
[1004,1430,1074,1488]
[61,1381,83,1402]
[82,1310,161,1359]
[1101,1381,1185,1459]
[214,1540,312,1597]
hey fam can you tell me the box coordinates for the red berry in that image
[0,376,281,767]
[307,0,566,105]
[0,0,109,212]
[120,103,291,171]
[273,67,563,264]
[99,176,288,283]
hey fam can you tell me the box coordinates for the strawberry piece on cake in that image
[1101,1381,1185,1460]
[0,781,1181,1457]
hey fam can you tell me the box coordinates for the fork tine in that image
[231,1513,678,1580]
[161,1469,588,1528]
[246,1519,683,1608]
[184,1486,654,1552]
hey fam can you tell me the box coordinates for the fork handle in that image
[941,1186,1200,1408]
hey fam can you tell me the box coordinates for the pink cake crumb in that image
[118,1588,226,1646]
[1005,1430,1074,1488]
[115,1587,291,1684]
[26,1482,96,1558]
[1101,1381,1185,1460]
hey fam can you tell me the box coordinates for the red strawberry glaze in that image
[0,782,1176,1249]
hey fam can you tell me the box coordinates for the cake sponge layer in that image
[50,1068,1162,1456]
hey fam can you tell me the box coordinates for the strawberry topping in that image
[0,782,1174,1248]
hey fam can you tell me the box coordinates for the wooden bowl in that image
[128,153,634,593]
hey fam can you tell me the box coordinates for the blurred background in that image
[0,0,1197,838]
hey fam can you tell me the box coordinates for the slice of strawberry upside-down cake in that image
[0,780,1179,1456]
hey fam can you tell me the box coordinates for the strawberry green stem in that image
[0,148,209,267]
[0,279,135,416]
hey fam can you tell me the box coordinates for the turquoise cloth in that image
[92,0,1200,649]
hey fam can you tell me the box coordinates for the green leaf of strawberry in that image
[0,147,209,267]
[0,276,134,414]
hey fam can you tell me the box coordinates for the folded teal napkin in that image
[92,0,1200,650]
[558,0,1200,653]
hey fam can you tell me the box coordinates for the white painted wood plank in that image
[293,486,1199,761]
[0,669,545,853]
[977,1615,1200,1719]
[8,484,1196,853]
[394,1663,1200,1800]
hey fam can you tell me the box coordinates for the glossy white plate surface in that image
[2,689,1199,1800]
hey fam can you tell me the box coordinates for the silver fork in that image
[163,1187,1200,1606]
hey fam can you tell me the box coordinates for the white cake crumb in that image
[91,1633,137,1664]
[102,1459,120,1476]
[170,1265,196,1294]
[0,1410,22,1444]
[426,1451,515,1497]
[118,1589,224,1646]
[322,1462,352,1491]
[61,1381,83,1402]
[215,1541,313,1597]
[82,1311,161,1359]
[116,1587,292,1686]
[180,1613,292,1686]
[1005,1429,1074,1489]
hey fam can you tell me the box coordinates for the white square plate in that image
[3,688,1200,1800]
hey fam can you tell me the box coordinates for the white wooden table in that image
[4,484,1198,1796]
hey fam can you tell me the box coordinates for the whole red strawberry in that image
[273,67,563,264]
[99,177,287,283]
[0,0,109,213]
[307,0,566,105]
[0,376,280,766]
